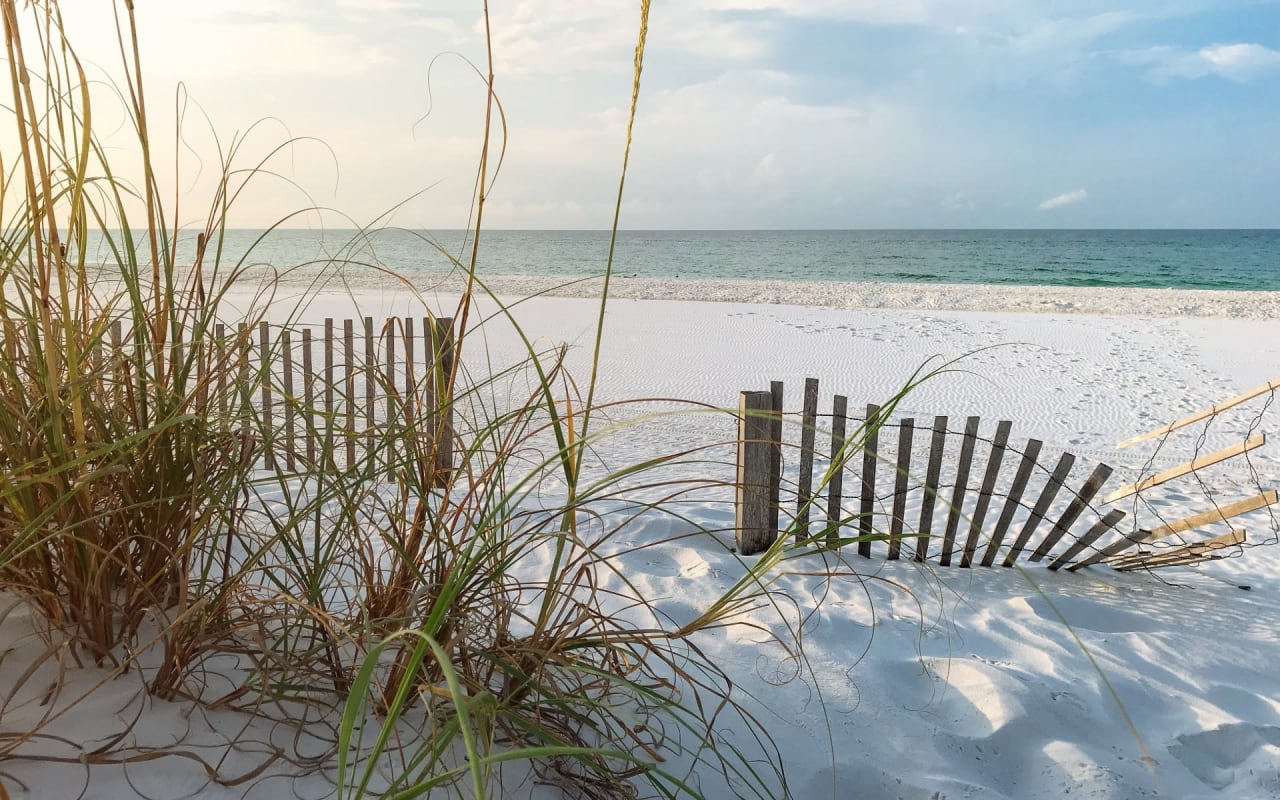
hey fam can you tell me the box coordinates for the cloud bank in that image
[1038,189,1088,210]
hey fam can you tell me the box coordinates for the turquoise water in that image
[88,229,1280,291]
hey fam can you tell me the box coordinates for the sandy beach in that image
[5,282,1280,799]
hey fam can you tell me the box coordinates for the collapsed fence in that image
[102,315,456,477]
[734,377,1279,572]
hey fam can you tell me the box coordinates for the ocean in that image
[90,229,1280,292]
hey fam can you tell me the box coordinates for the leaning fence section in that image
[105,315,455,478]
[734,377,1277,573]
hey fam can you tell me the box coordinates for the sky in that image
[47,1,1280,229]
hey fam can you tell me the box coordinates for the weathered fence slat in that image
[962,420,1011,567]
[1126,489,1279,548]
[433,317,456,483]
[1047,508,1127,571]
[796,377,820,542]
[916,416,949,563]
[826,395,848,544]
[215,323,228,419]
[1105,435,1266,504]
[323,320,335,468]
[386,320,396,433]
[302,327,315,465]
[237,324,251,432]
[859,404,879,558]
[404,317,415,423]
[364,316,375,460]
[1111,529,1246,571]
[344,319,356,467]
[1003,451,1075,567]
[1069,528,1153,571]
[737,390,776,555]
[941,416,980,566]
[282,329,296,471]
[259,321,274,470]
[770,381,784,536]
[1030,463,1112,562]
[981,439,1043,567]
[888,418,913,561]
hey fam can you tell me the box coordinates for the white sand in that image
[5,281,1280,799]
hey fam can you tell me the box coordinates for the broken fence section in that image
[734,377,1278,573]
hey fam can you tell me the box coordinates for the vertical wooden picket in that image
[215,323,228,423]
[364,316,375,461]
[259,321,274,470]
[888,418,913,561]
[826,395,848,544]
[858,404,879,558]
[770,381,784,538]
[433,317,455,483]
[941,416,980,566]
[961,420,1011,567]
[981,439,1042,567]
[737,390,775,555]
[796,378,819,542]
[915,416,948,562]
[302,327,315,465]
[344,319,356,468]
[282,329,296,472]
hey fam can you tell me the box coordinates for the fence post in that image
[736,390,776,555]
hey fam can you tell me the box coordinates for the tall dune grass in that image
[0,2,865,797]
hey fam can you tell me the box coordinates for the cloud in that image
[1119,42,1280,82]
[1038,188,1087,210]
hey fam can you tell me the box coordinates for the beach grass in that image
[0,2,917,797]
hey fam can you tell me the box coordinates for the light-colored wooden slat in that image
[259,321,274,471]
[796,377,820,542]
[961,420,1011,567]
[344,319,356,468]
[915,416,948,563]
[826,395,848,545]
[1030,462,1113,562]
[1124,490,1279,547]
[1069,527,1149,570]
[1047,508,1127,571]
[887,418,913,561]
[1003,451,1075,567]
[736,390,775,555]
[941,416,980,566]
[1110,529,1246,571]
[282,329,296,472]
[303,327,315,465]
[858,404,880,558]
[981,439,1043,567]
[769,381,784,538]
[1119,377,1280,448]
[1105,435,1267,504]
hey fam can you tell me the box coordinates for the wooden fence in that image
[735,377,1277,572]
[106,315,455,477]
